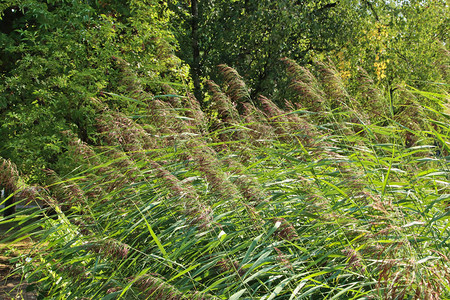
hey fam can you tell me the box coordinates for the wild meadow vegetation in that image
[1,0,449,299]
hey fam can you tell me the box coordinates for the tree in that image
[170,0,448,108]
[331,0,449,92]
[0,0,188,181]
[169,0,355,105]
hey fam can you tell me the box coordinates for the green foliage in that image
[332,0,449,91]
[169,0,358,104]
[0,0,187,181]
[0,0,449,298]
[169,0,449,107]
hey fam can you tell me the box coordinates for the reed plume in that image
[0,158,21,193]
[259,95,290,137]
[188,141,242,203]
[44,169,87,210]
[96,111,155,160]
[217,64,251,104]
[148,159,213,229]
[183,93,208,133]
[208,80,241,124]
[314,58,350,107]
[222,158,266,205]
[355,67,387,121]
[282,57,326,111]
[112,56,142,93]
[134,274,218,299]
[241,102,275,144]
[0,158,49,208]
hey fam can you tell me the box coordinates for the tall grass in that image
[1,61,449,299]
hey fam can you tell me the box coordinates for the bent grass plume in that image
[1,64,449,299]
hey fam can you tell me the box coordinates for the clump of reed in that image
[134,274,218,299]
[96,110,155,160]
[282,57,326,112]
[44,169,87,210]
[315,58,351,107]
[0,158,21,194]
[187,140,242,204]
[0,158,54,214]
[207,80,252,146]
[3,57,450,300]
[217,64,252,105]
[183,93,208,133]
[240,101,276,144]
[354,67,388,122]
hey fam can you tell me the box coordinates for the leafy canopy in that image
[0,0,188,181]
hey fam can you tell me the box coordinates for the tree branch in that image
[364,0,379,21]
[315,2,338,14]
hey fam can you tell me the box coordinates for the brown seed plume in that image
[217,64,251,104]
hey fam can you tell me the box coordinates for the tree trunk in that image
[191,0,203,106]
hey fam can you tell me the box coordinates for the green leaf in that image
[229,289,247,300]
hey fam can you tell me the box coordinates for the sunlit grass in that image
[1,63,449,299]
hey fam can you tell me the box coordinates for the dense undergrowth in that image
[1,59,450,299]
